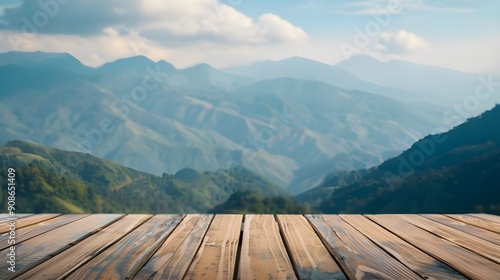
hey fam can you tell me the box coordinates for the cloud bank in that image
[0,0,307,46]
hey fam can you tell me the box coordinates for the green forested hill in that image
[300,105,500,214]
[210,191,314,214]
[0,140,292,213]
[316,150,500,214]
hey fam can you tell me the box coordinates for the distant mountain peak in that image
[338,54,466,73]
[184,63,216,72]
[285,56,322,62]
[97,55,174,73]
[0,51,90,75]
[269,56,331,67]
[104,55,154,66]
[5,50,72,58]
[173,167,201,181]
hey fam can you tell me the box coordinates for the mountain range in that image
[336,55,498,109]
[0,51,493,193]
[226,55,500,113]
[2,99,498,215]
[297,105,500,214]
[0,140,294,213]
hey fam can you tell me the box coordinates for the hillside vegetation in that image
[0,140,297,213]
[298,105,500,214]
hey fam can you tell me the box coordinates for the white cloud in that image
[0,0,307,46]
[256,13,307,43]
[0,0,308,68]
[138,1,307,46]
[379,30,430,53]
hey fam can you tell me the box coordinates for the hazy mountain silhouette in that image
[298,105,500,214]
[0,51,456,192]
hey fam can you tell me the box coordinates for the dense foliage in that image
[302,105,500,214]
[0,141,295,213]
[210,191,314,214]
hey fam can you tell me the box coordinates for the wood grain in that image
[18,214,152,279]
[423,214,500,246]
[238,214,297,280]
[470,213,500,224]
[278,215,346,280]
[340,214,466,280]
[0,214,86,251]
[0,214,33,222]
[368,214,500,280]
[184,214,241,280]
[67,214,183,280]
[0,214,60,234]
[0,214,123,278]
[2,213,498,279]
[398,214,500,264]
[447,214,500,234]
[307,215,421,280]
[135,214,213,279]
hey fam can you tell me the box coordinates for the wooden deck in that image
[1,214,500,279]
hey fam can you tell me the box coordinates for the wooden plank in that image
[340,214,466,280]
[398,214,500,264]
[0,214,60,234]
[278,215,346,280]
[184,215,241,280]
[368,214,500,280]
[0,214,33,222]
[306,215,421,280]
[0,214,122,277]
[447,214,500,234]
[67,214,183,280]
[136,214,213,279]
[18,214,152,279]
[238,214,297,280]
[470,214,500,224]
[423,214,500,246]
[0,214,86,251]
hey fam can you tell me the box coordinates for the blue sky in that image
[0,0,499,73]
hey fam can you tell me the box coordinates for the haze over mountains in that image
[226,55,500,111]
[297,105,500,214]
[0,51,496,193]
[336,55,499,110]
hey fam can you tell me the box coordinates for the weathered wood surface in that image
[340,214,466,280]
[1,213,499,279]
[239,214,297,280]
[0,214,33,222]
[368,214,500,280]
[0,214,85,251]
[184,214,242,280]
[278,215,346,280]
[470,213,500,224]
[423,214,500,246]
[140,214,213,280]
[0,214,52,233]
[67,214,183,280]
[399,214,500,264]
[307,214,421,280]
[1,214,122,278]
[447,214,500,234]
[18,214,151,279]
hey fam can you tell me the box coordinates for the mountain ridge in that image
[0,51,459,192]
[0,140,291,213]
[297,105,500,214]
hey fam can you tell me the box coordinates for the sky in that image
[0,0,499,73]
